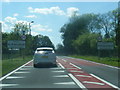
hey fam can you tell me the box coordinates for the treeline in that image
[57,8,119,57]
[2,23,54,58]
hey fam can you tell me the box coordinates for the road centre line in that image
[90,74,119,89]
[68,73,87,89]
[70,63,82,69]
[58,63,65,69]
[0,60,33,81]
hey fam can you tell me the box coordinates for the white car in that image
[33,47,57,67]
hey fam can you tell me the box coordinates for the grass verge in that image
[1,55,33,77]
[69,55,120,67]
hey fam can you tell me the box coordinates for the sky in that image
[1,0,119,48]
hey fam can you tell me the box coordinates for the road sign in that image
[21,35,26,40]
[97,42,114,50]
[7,40,25,49]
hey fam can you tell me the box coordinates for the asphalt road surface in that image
[0,56,119,90]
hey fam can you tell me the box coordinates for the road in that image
[0,56,119,90]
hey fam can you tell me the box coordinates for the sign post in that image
[97,42,114,60]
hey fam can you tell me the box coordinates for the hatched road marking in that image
[54,82,75,85]
[6,76,25,79]
[53,75,69,78]
[83,81,105,85]
[0,84,19,87]
[75,75,92,78]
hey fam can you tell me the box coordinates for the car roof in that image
[37,47,53,50]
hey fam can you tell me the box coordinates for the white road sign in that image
[7,40,25,49]
[97,42,114,50]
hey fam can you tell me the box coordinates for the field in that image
[70,55,120,67]
[1,55,33,77]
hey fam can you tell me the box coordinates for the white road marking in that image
[75,75,92,78]
[6,76,25,79]
[54,82,75,85]
[58,63,65,69]
[90,74,119,89]
[66,68,76,69]
[83,81,105,85]
[68,73,87,89]
[70,63,82,69]
[53,75,69,77]
[0,60,33,81]
[52,70,65,73]
[62,59,67,62]
[20,68,31,70]
[70,71,83,73]
[0,84,19,87]
[14,72,30,74]
[23,66,33,68]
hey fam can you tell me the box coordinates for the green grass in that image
[69,55,120,67]
[1,55,33,77]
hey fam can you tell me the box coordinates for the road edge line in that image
[0,60,33,81]
[90,74,119,89]
[68,73,87,89]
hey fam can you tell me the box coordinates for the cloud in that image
[4,16,17,24]
[32,24,53,32]
[13,13,19,17]
[28,6,65,16]
[28,6,80,17]
[24,15,37,18]
[67,7,80,17]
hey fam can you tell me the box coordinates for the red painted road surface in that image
[24,57,118,89]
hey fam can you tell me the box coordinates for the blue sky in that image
[1,1,118,48]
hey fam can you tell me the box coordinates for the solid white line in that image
[68,73,87,89]
[70,63,82,69]
[75,75,92,78]
[90,74,119,89]
[0,60,33,81]
[58,63,65,69]
[83,81,105,85]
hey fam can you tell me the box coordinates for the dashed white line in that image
[14,72,30,74]
[6,76,25,79]
[90,74,119,89]
[70,63,82,69]
[68,73,87,89]
[75,75,92,78]
[0,84,19,87]
[83,81,105,85]
[54,82,75,85]
[52,70,65,73]
[53,75,69,78]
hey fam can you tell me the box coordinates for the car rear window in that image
[37,49,53,52]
